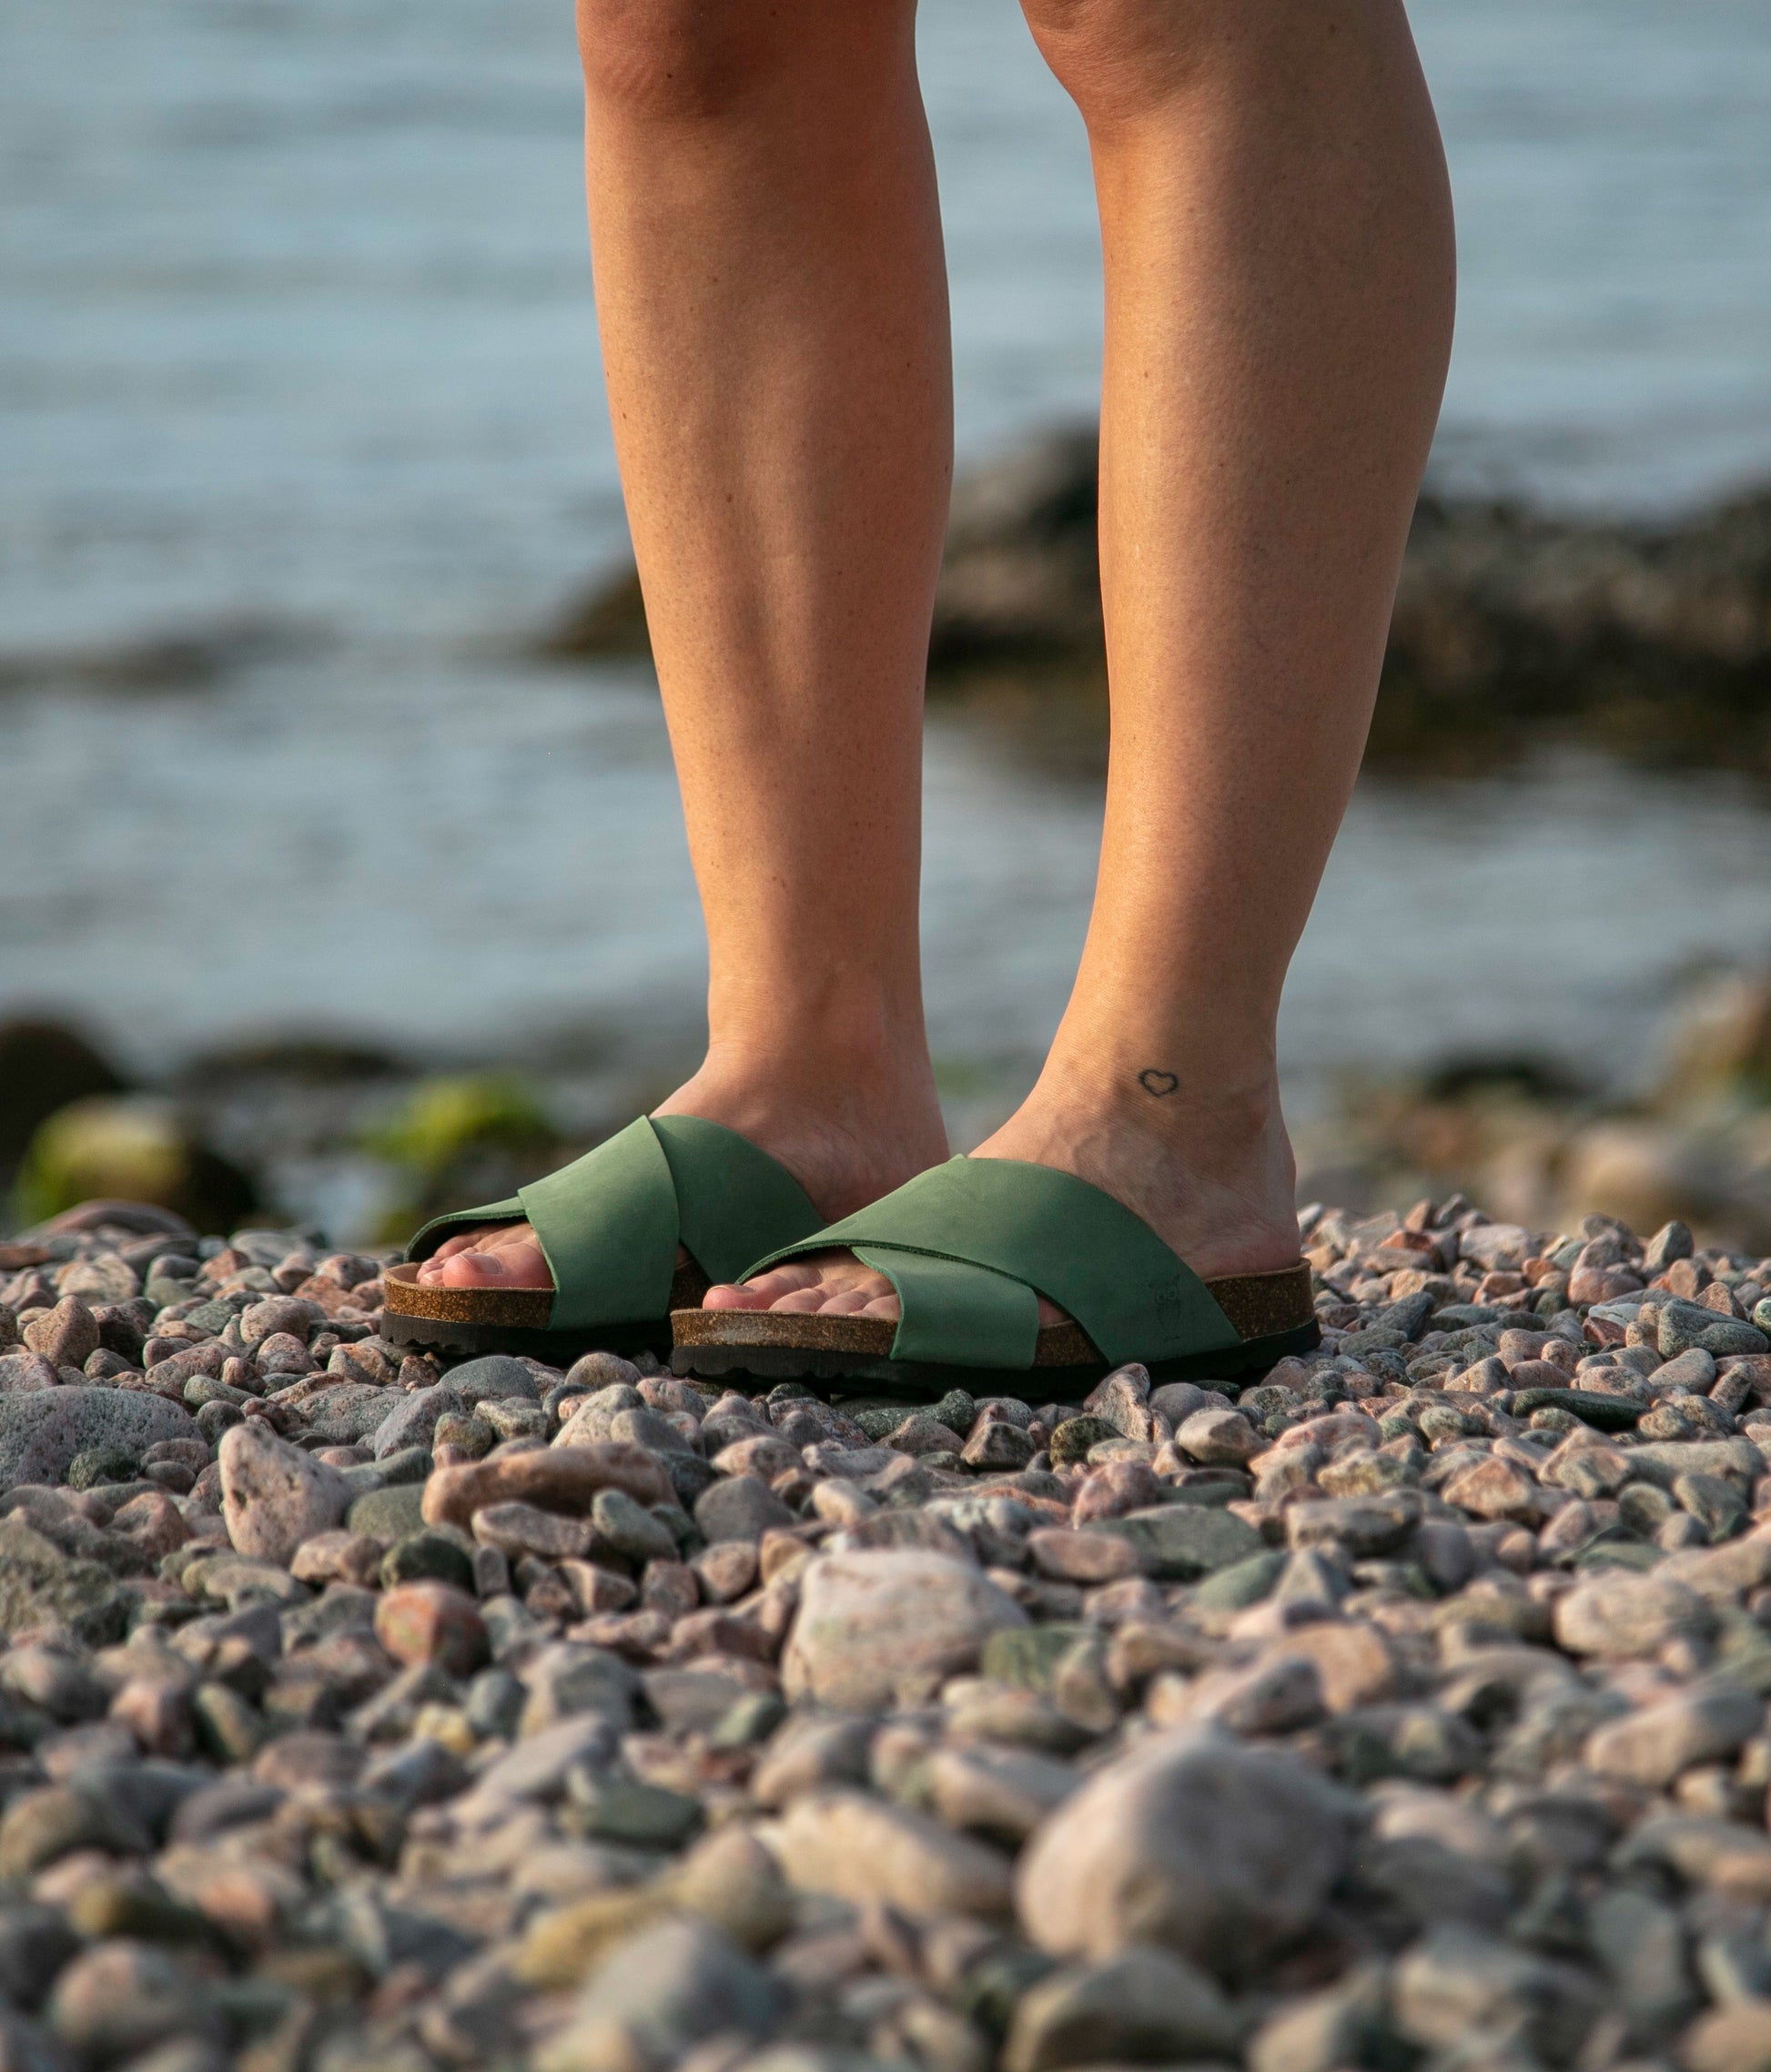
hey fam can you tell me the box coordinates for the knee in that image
[575,0,800,121]
[1017,0,1277,125]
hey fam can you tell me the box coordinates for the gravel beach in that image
[8,1198,1771,2072]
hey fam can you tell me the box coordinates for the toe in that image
[431,1239,552,1289]
[699,1250,902,1318]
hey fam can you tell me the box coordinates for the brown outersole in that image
[380,1259,710,1361]
[669,1260,1320,1400]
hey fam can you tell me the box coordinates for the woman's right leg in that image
[425,0,953,1290]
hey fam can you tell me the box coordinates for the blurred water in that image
[4,0,1771,1117]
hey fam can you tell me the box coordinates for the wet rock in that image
[782,1550,1027,1710]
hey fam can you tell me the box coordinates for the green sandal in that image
[381,1115,825,1362]
[670,1154,1318,1396]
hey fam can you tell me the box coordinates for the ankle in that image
[974,1048,1300,1279]
[657,1033,947,1222]
[1028,1041,1283,1159]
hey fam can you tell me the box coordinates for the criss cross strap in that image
[743,1156,1242,1370]
[406,1115,822,1332]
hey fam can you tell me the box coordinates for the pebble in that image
[774,1787,1017,1916]
[216,1417,350,1562]
[374,1580,488,1674]
[782,1548,1028,1710]
[2,1202,1771,2066]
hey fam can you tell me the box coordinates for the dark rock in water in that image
[13,1097,256,1238]
[0,1020,127,1177]
[548,424,1771,776]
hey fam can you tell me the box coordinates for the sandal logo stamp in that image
[1138,1069,1180,1097]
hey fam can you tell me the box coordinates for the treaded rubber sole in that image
[380,1308,673,1364]
[669,1316,1322,1404]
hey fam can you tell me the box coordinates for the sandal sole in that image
[669,1312,1321,1404]
[381,1259,709,1365]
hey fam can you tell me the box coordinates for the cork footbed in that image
[382,1258,710,1359]
[670,1259,1318,1391]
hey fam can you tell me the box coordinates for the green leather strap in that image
[656,1116,824,1286]
[406,1116,822,1331]
[853,1245,1040,1368]
[747,1157,1241,1370]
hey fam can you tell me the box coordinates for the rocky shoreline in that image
[10,1199,1771,2071]
[548,430,1771,778]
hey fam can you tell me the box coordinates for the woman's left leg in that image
[712,0,1454,1322]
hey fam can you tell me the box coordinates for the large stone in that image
[1585,1886,1697,2032]
[46,1940,222,2062]
[1015,1724,1357,1976]
[0,1513,131,1645]
[346,1483,427,1541]
[369,1383,460,1460]
[237,1297,326,1349]
[1685,2002,1771,2072]
[694,1475,795,1545]
[536,1917,777,2072]
[781,1550,1027,1710]
[218,1420,349,1563]
[1097,1503,1263,1580]
[772,1789,1014,1917]
[1002,1947,1243,2072]
[1266,1622,1400,1714]
[1626,1440,1765,1491]
[1391,1924,1599,2066]
[375,1582,488,1676]
[927,1744,1080,1842]
[0,1389,198,1490]
[22,1299,100,1370]
[1176,1408,1261,1467]
[1584,1679,1763,1787]
[444,1355,541,1405]
[520,1642,641,1737]
[0,1785,151,1877]
[1553,1572,1714,1658]
[424,1443,673,1529]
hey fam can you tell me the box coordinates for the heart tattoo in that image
[1138,1069,1180,1097]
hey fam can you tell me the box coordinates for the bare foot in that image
[413,1046,948,1294]
[701,1067,1301,1326]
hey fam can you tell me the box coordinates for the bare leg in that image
[715,0,1454,1320]
[425,0,952,1290]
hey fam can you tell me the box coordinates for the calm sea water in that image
[4,0,1771,1122]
